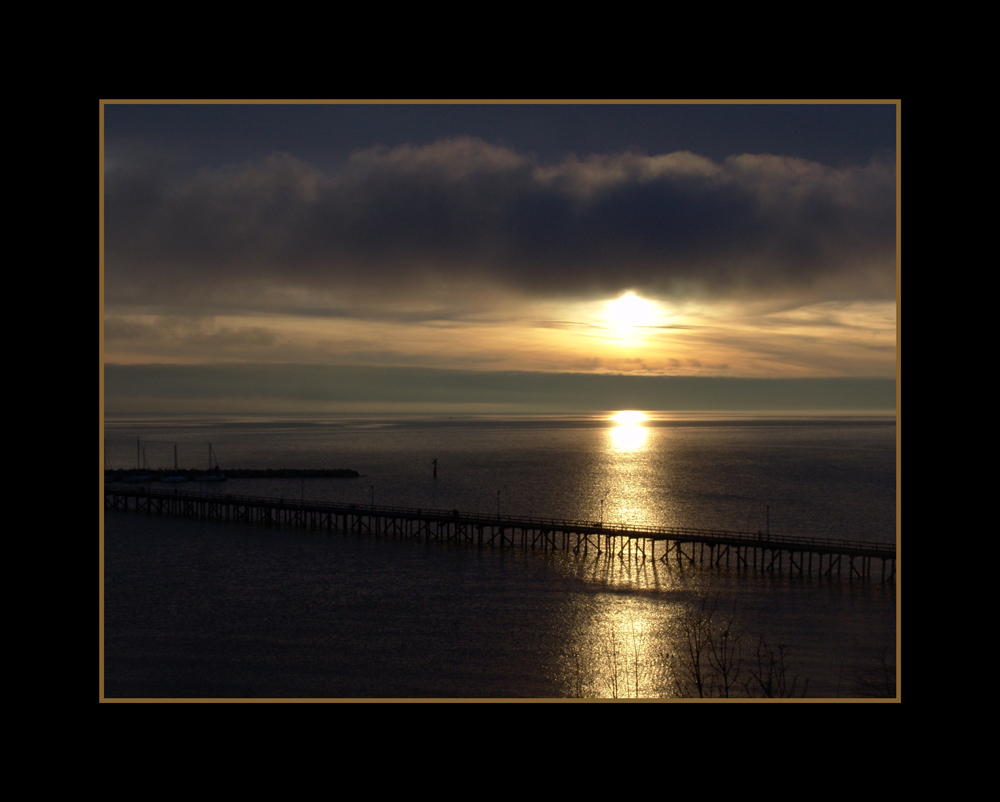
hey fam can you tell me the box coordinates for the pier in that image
[104,484,896,583]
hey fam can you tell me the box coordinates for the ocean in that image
[102,412,898,699]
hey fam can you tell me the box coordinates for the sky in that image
[102,102,898,414]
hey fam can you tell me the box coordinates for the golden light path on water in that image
[556,408,680,697]
[609,411,648,452]
[607,411,651,517]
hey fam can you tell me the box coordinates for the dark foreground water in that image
[103,413,898,699]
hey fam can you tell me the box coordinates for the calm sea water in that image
[102,413,898,699]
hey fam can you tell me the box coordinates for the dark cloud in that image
[106,139,895,308]
[105,104,896,171]
[105,363,897,412]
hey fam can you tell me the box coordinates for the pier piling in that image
[105,484,896,584]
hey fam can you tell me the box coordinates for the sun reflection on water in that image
[560,595,673,698]
[609,424,647,451]
[608,410,648,452]
[611,410,646,424]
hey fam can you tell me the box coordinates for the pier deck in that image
[104,484,896,583]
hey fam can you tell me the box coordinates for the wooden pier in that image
[104,484,896,583]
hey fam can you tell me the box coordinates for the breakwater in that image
[104,468,361,482]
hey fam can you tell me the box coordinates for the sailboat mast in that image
[174,443,178,471]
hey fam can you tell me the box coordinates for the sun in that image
[605,292,659,328]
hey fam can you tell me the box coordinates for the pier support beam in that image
[104,486,895,585]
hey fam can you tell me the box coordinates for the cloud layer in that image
[104,363,897,414]
[105,138,896,310]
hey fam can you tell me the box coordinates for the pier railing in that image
[105,483,896,575]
